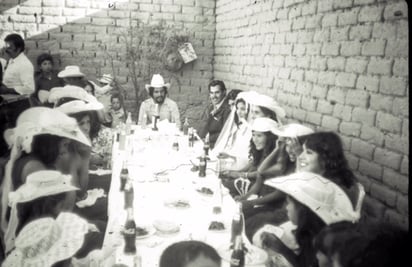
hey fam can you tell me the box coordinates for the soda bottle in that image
[230,202,243,246]
[124,180,134,209]
[123,208,137,254]
[230,235,245,267]
[203,133,210,156]
[120,160,128,191]
[152,104,160,131]
[125,112,132,135]
[188,127,194,147]
[172,137,179,151]
[142,112,148,129]
[198,151,207,177]
[119,123,126,150]
[183,117,189,135]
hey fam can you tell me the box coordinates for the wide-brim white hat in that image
[97,74,113,84]
[3,212,88,267]
[236,90,261,102]
[6,107,91,153]
[8,170,78,205]
[56,100,104,115]
[251,117,279,135]
[48,86,97,104]
[248,94,286,119]
[271,123,314,138]
[145,74,170,91]
[57,65,85,78]
[265,172,358,225]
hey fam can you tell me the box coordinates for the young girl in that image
[254,172,357,267]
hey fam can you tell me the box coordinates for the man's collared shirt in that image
[138,97,181,129]
[2,53,34,95]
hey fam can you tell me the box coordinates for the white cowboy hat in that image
[97,73,113,84]
[265,172,358,225]
[248,94,286,119]
[271,123,314,138]
[2,212,88,267]
[48,85,97,104]
[251,117,279,134]
[57,65,85,78]
[8,170,79,205]
[56,100,104,115]
[145,74,170,91]
[7,107,91,152]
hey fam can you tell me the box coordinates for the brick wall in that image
[214,0,408,229]
[0,0,216,129]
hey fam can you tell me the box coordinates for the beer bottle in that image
[152,104,160,131]
[230,202,243,245]
[230,235,245,267]
[123,208,137,254]
[120,160,128,191]
[198,151,207,177]
[124,179,134,209]
[183,117,189,135]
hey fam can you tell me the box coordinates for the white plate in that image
[135,225,156,240]
[218,243,268,266]
[164,198,191,209]
[153,219,180,235]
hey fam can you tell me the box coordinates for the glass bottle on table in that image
[230,235,245,267]
[123,207,137,254]
[183,117,189,135]
[198,151,207,177]
[119,123,126,151]
[152,104,160,131]
[230,202,244,246]
[142,112,148,129]
[124,179,134,209]
[120,160,129,191]
[125,112,132,135]
[203,133,210,156]
[188,127,194,147]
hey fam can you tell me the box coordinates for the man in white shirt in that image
[0,34,34,95]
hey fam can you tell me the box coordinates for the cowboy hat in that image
[248,94,286,119]
[8,170,79,205]
[97,73,113,84]
[48,85,97,104]
[251,117,279,134]
[145,74,170,91]
[8,107,91,153]
[56,100,104,115]
[57,65,85,78]
[265,172,358,225]
[2,212,88,267]
[271,123,314,138]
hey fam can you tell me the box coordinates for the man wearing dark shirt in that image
[199,80,231,148]
[34,53,64,103]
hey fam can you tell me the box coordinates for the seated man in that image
[34,53,64,103]
[198,80,231,148]
[138,74,181,129]
[0,33,34,96]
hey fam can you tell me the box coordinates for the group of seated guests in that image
[0,33,408,266]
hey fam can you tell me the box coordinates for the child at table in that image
[108,93,126,128]
[159,240,221,267]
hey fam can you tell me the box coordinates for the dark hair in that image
[16,192,68,235]
[208,80,227,95]
[159,240,221,267]
[84,81,95,96]
[36,53,54,66]
[31,134,67,167]
[148,86,168,98]
[304,132,357,189]
[110,93,121,103]
[4,33,25,52]
[63,76,86,87]
[257,105,278,122]
[55,97,79,107]
[249,131,278,167]
[234,98,249,126]
[71,111,100,140]
[227,89,242,101]
[288,196,326,267]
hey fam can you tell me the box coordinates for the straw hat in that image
[145,74,170,91]
[8,170,78,205]
[97,74,113,84]
[265,172,358,225]
[57,65,85,78]
[56,100,104,115]
[48,86,97,104]
[271,123,314,138]
[6,107,91,153]
[248,93,286,119]
[251,117,279,134]
[2,212,89,267]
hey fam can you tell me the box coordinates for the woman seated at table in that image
[159,240,221,267]
[240,124,314,235]
[253,172,359,267]
[0,107,91,236]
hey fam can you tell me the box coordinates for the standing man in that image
[199,80,231,148]
[138,74,181,129]
[0,33,34,95]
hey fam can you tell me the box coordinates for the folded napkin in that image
[76,188,106,208]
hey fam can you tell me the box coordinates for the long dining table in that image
[99,124,268,267]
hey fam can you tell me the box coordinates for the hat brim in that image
[248,95,286,119]
[145,83,170,91]
[48,86,96,104]
[57,71,85,78]
[56,100,104,115]
[271,124,314,138]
